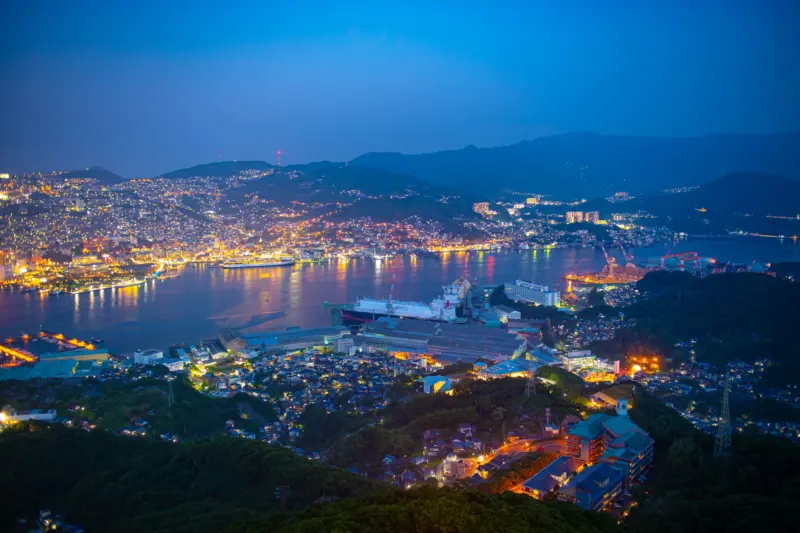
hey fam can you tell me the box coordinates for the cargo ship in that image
[340,279,471,324]
[222,259,295,269]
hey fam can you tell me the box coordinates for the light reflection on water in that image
[0,238,796,355]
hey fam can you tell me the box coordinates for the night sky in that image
[1,0,798,177]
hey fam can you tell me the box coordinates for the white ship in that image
[222,259,295,269]
[341,278,471,323]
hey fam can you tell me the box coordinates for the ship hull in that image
[340,308,453,324]
[222,260,294,269]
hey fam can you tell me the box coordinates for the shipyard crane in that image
[617,243,635,265]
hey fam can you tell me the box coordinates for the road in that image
[462,436,566,479]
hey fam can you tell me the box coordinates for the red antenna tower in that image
[276,150,282,166]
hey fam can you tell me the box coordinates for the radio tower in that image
[714,368,732,458]
[525,359,536,397]
[276,150,282,167]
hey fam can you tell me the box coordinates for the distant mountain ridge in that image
[583,172,800,235]
[58,166,123,184]
[159,160,273,179]
[589,173,800,217]
[68,131,800,200]
[350,131,800,198]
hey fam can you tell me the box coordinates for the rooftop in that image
[522,456,584,494]
[558,462,625,502]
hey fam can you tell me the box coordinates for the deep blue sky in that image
[1,0,798,177]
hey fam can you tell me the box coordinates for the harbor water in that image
[1,237,797,355]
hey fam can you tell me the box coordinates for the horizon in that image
[2,1,799,176]
[9,129,800,179]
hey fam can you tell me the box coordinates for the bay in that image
[1,237,797,355]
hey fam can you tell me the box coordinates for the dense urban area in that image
[1,163,799,533]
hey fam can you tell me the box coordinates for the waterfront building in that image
[504,280,560,307]
[218,328,247,353]
[244,326,349,353]
[133,349,164,365]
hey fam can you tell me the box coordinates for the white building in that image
[504,280,560,307]
[336,337,356,354]
[559,350,596,371]
[133,349,164,365]
[0,407,56,423]
[494,305,522,323]
[158,358,185,372]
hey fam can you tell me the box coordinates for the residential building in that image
[565,413,608,462]
[522,456,585,499]
[584,211,601,223]
[557,462,625,511]
[564,400,654,487]
[566,211,584,224]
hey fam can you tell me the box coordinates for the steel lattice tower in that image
[714,368,732,458]
[525,359,536,397]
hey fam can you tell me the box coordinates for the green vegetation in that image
[430,361,474,376]
[627,272,800,385]
[770,261,800,280]
[329,426,416,469]
[159,160,272,179]
[0,377,276,438]
[624,388,800,533]
[330,378,581,470]
[229,488,616,533]
[295,404,366,450]
[586,287,606,308]
[0,425,380,533]
[537,366,585,400]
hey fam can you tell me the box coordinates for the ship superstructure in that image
[341,279,470,324]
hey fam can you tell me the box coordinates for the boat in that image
[340,279,471,324]
[222,259,295,269]
[71,277,145,295]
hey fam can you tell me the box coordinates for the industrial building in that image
[476,358,540,380]
[504,280,560,307]
[133,349,164,365]
[359,317,528,363]
[244,326,350,353]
